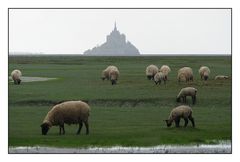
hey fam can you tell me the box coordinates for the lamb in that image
[199,66,210,81]
[41,100,90,135]
[11,69,22,85]
[101,65,118,81]
[154,72,167,85]
[164,105,195,128]
[176,87,197,104]
[177,67,193,83]
[215,75,229,80]
[159,65,171,80]
[146,64,159,80]
[109,68,120,85]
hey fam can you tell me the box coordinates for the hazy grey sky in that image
[9,9,231,55]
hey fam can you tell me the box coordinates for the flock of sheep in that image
[10,63,229,135]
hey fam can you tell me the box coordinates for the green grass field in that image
[9,55,231,147]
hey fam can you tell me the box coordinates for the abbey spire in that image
[83,22,140,56]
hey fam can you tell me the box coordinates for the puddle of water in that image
[9,76,57,82]
[9,141,231,154]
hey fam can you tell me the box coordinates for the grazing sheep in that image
[164,105,195,128]
[11,69,22,85]
[176,87,197,104]
[159,65,171,80]
[109,68,120,85]
[146,65,159,80]
[215,75,229,80]
[199,66,210,81]
[154,72,167,85]
[101,65,118,81]
[177,67,193,83]
[41,101,90,135]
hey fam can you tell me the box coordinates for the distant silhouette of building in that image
[83,22,140,56]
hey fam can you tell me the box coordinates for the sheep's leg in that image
[183,96,186,103]
[192,96,196,104]
[77,122,83,135]
[62,124,65,135]
[189,116,195,127]
[84,121,89,135]
[175,118,180,127]
[184,118,188,127]
[59,126,62,135]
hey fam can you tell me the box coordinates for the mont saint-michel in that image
[83,23,140,56]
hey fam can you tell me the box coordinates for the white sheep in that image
[109,68,120,85]
[199,66,210,81]
[146,65,159,80]
[11,69,22,85]
[101,65,118,81]
[164,105,195,128]
[215,75,229,80]
[154,72,167,85]
[159,65,171,80]
[176,87,197,104]
[41,101,90,135]
[177,67,193,83]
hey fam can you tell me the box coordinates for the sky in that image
[9,9,231,55]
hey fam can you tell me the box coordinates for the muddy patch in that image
[9,76,57,83]
[9,141,231,154]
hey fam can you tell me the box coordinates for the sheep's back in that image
[11,70,22,80]
[48,101,90,125]
[199,66,210,75]
[180,87,197,96]
[170,105,192,119]
[159,65,171,74]
[146,65,158,76]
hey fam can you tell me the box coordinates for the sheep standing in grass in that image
[215,75,229,80]
[146,65,158,80]
[11,69,22,85]
[159,65,171,80]
[154,72,167,85]
[177,67,193,83]
[101,65,118,81]
[164,105,195,128]
[199,66,210,81]
[41,100,90,135]
[109,68,120,85]
[176,87,197,104]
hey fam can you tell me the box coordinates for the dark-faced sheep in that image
[41,101,90,135]
[11,69,22,85]
[176,87,197,104]
[146,65,158,80]
[164,105,195,128]
[199,66,210,81]
[177,67,193,83]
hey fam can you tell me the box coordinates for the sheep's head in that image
[101,77,105,81]
[41,122,50,135]
[176,97,181,102]
[17,79,21,84]
[111,79,116,85]
[147,75,152,80]
[204,75,208,81]
[164,120,172,127]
